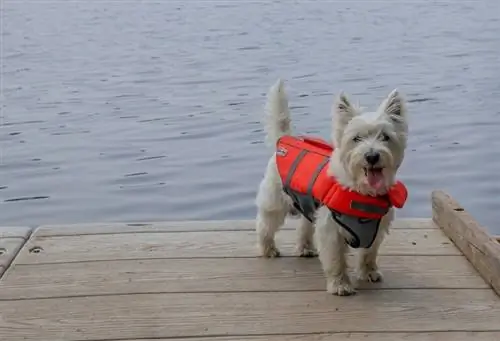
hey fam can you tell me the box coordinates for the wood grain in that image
[32,218,434,237]
[14,228,459,265]
[0,289,498,340]
[0,226,32,239]
[0,255,487,299]
[0,238,27,278]
[120,332,500,341]
[432,190,500,296]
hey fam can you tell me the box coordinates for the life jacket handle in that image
[299,136,334,152]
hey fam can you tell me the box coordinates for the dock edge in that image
[432,190,500,297]
[0,226,35,279]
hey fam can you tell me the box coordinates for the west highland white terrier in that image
[255,79,409,296]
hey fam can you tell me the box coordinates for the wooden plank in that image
[14,228,459,265]
[32,218,434,237]
[0,289,498,340]
[120,332,500,341]
[0,238,26,278]
[0,255,487,300]
[0,228,33,277]
[432,190,500,297]
[0,226,32,239]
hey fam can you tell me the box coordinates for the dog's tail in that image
[264,78,292,146]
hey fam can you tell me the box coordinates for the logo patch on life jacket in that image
[358,218,372,224]
[276,147,287,157]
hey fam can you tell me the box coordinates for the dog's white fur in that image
[255,79,408,295]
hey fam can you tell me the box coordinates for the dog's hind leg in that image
[256,208,286,257]
[296,216,318,257]
[255,156,289,258]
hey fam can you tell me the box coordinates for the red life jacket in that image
[275,135,408,221]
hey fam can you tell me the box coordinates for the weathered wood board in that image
[0,226,32,279]
[432,190,500,296]
[0,198,498,341]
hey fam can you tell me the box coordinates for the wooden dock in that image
[0,190,499,340]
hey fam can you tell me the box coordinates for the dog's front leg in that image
[314,207,355,296]
[356,212,392,283]
[356,230,385,283]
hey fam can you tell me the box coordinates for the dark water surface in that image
[2,1,500,233]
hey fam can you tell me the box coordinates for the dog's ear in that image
[379,89,409,145]
[332,91,358,145]
[334,92,358,119]
[378,89,406,122]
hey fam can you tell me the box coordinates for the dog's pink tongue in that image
[367,170,385,190]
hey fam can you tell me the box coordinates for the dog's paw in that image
[358,268,383,283]
[259,242,281,258]
[296,244,318,257]
[326,276,356,296]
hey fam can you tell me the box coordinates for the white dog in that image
[255,79,409,296]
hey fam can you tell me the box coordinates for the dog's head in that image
[329,89,408,196]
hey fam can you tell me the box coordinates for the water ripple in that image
[2,0,500,233]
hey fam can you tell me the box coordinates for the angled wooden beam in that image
[432,190,500,296]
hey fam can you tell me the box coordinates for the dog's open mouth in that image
[364,167,385,190]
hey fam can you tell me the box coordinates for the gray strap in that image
[284,150,307,188]
[306,157,329,197]
[350,201,388,215]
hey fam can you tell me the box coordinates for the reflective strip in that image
[306,157,329,197]
[284,150,307,188]
[350,201,388,215]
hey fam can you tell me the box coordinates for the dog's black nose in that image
[365,151,380,165]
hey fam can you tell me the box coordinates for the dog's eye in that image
[380,133,390,142]
[353,136,362,142]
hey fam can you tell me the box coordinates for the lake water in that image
[2,1,500,234]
